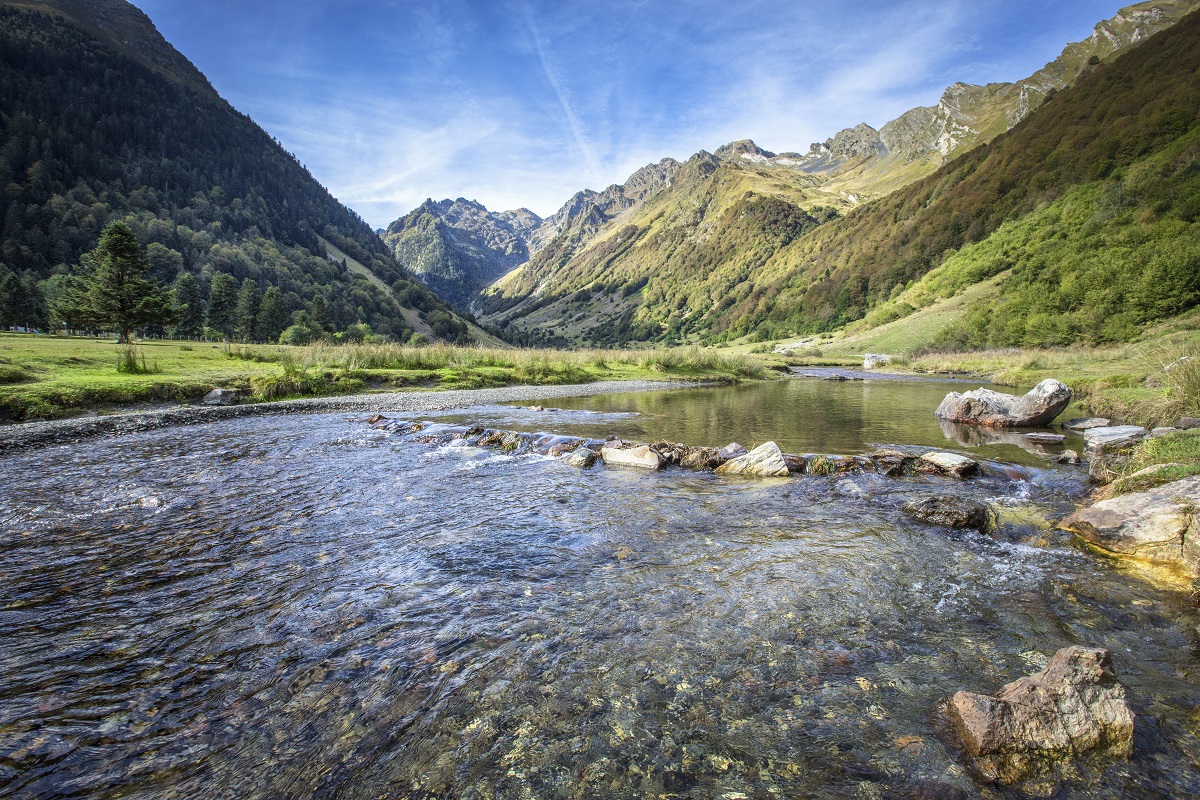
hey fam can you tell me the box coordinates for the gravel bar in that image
[0,380,702,454]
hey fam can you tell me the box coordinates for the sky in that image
[129,0,1127,229]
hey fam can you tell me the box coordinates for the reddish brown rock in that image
[949,646,1134,784]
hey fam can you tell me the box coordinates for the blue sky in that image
[130,0,1125,228]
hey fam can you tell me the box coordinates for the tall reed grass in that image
[229,342,767,381]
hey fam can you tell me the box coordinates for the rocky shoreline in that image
[0,380,699,454]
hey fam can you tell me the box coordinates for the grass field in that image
[0,334,771,421]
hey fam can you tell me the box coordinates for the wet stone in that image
[902,495,994,532]
[564,448,599,469]
[600,444,665,470]
[714,441,790,477]
[918,451,978,478]
[949,646,1134,785]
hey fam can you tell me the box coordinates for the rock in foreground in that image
[1058,474,1200,578]
[949,646,1134,784]
[714,441,789,477]
[934,379,1071,427]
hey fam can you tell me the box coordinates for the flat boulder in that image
[1063,417,1110,431]
[934,379,1072,427]
[600,444,665,470]
[903,495,994,531]
[202,388,240,406]
[1082,425,1148,457]
[948,646,1134,784]
[715,441,790,477]
[919,451,979,478]
[1058,474,1200,577]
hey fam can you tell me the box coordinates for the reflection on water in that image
[472,374,1089,467]
[0,402,1197,799]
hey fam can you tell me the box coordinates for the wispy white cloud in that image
[132,0,1131,226]
[521,2,605,185]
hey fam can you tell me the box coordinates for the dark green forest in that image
[0,1,469,342]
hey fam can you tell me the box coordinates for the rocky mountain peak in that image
[715,140,777,162]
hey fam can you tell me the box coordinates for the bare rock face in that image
[934,379,1072,427]
[714,441,790,477]
[1058,475,1200,577]
[949,646,1134,784]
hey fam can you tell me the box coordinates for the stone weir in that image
[363,415,1021,485]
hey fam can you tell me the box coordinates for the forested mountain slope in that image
[0,0,477,342]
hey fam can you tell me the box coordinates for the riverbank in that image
[0,379,702,453]
[0,334,770,422]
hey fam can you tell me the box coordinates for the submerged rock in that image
[1056,449,1081,465]
[202,388,240,406]
[1024,432,1065,444]
[714,441,790,477]
[919,451,979,478]
[600,444,665,470]
[948,646,1134,784]
[934,379,1071,427]
[903,495,994,531]
[1058,474,1200,578]
[564,448,599,469]
[872,448,916,477]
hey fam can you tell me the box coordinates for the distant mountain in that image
[381,158,680,312]
[380,198,542,309]
[473,0,1198,345]
[0,0,484,343]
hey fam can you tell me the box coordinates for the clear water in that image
[438,371,1093,468]
[1,383,1197,799]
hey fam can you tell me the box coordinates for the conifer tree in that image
[206,272,239,343]
[53,222,175,342]
[235,278,262,341]
[171,272,206,339]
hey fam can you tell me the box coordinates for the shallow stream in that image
[1,376,1197,799]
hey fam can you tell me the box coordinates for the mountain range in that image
[383,0,1199,348]
[4,0,1198,353]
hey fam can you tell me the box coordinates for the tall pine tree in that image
[53,222,175,342]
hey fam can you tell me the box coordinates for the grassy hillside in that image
[480,153,841,346]
[484,4,1200,349]
[737,8,1200,342]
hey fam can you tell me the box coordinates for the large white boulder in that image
[935,379,1072,427]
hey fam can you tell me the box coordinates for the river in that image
[1,375,1197,799]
